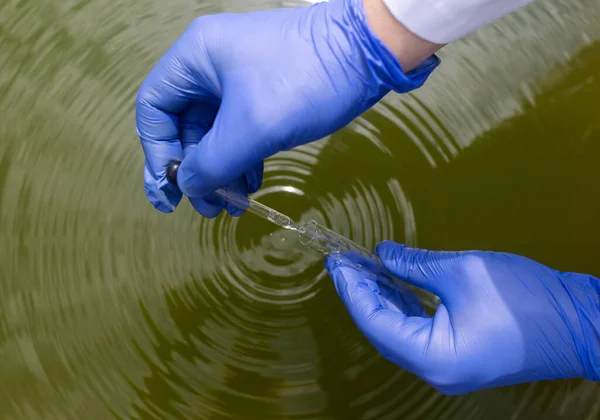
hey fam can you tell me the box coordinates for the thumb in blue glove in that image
[325,241,600,394]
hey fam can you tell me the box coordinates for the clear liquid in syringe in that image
[267,210,300,231]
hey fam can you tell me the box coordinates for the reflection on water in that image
[1,0,600,418]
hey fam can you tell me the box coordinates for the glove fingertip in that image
[189,196,224,218]
[376,240,404,254]
[144,167,182,213]
[177,164,206,198]
[225,203,245,217]
[376,241,408,267]
[245,164,264,194]
[324,255,340,273]
[325,256,346,296]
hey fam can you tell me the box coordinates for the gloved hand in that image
[326,241,600,394]
[135,0,439,216]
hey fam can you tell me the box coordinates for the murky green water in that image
[1,0,600,418]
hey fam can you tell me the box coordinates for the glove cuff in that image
[344,0,440,94]
[562,272,600,381]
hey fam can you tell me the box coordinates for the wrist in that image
[337,0,440,95]
[361,0,443,72]
[561,271,600,381]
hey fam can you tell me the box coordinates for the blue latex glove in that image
[326,241,600,394]
[136,0,439,216]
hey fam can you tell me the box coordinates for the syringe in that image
[165,161,400,289]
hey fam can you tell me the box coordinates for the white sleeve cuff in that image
[381,0,535,44]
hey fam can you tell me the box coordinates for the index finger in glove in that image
[136,30,217,212]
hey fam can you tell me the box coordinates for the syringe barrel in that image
[298,220,394,283]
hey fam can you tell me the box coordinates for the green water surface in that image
[0,0,599,419]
